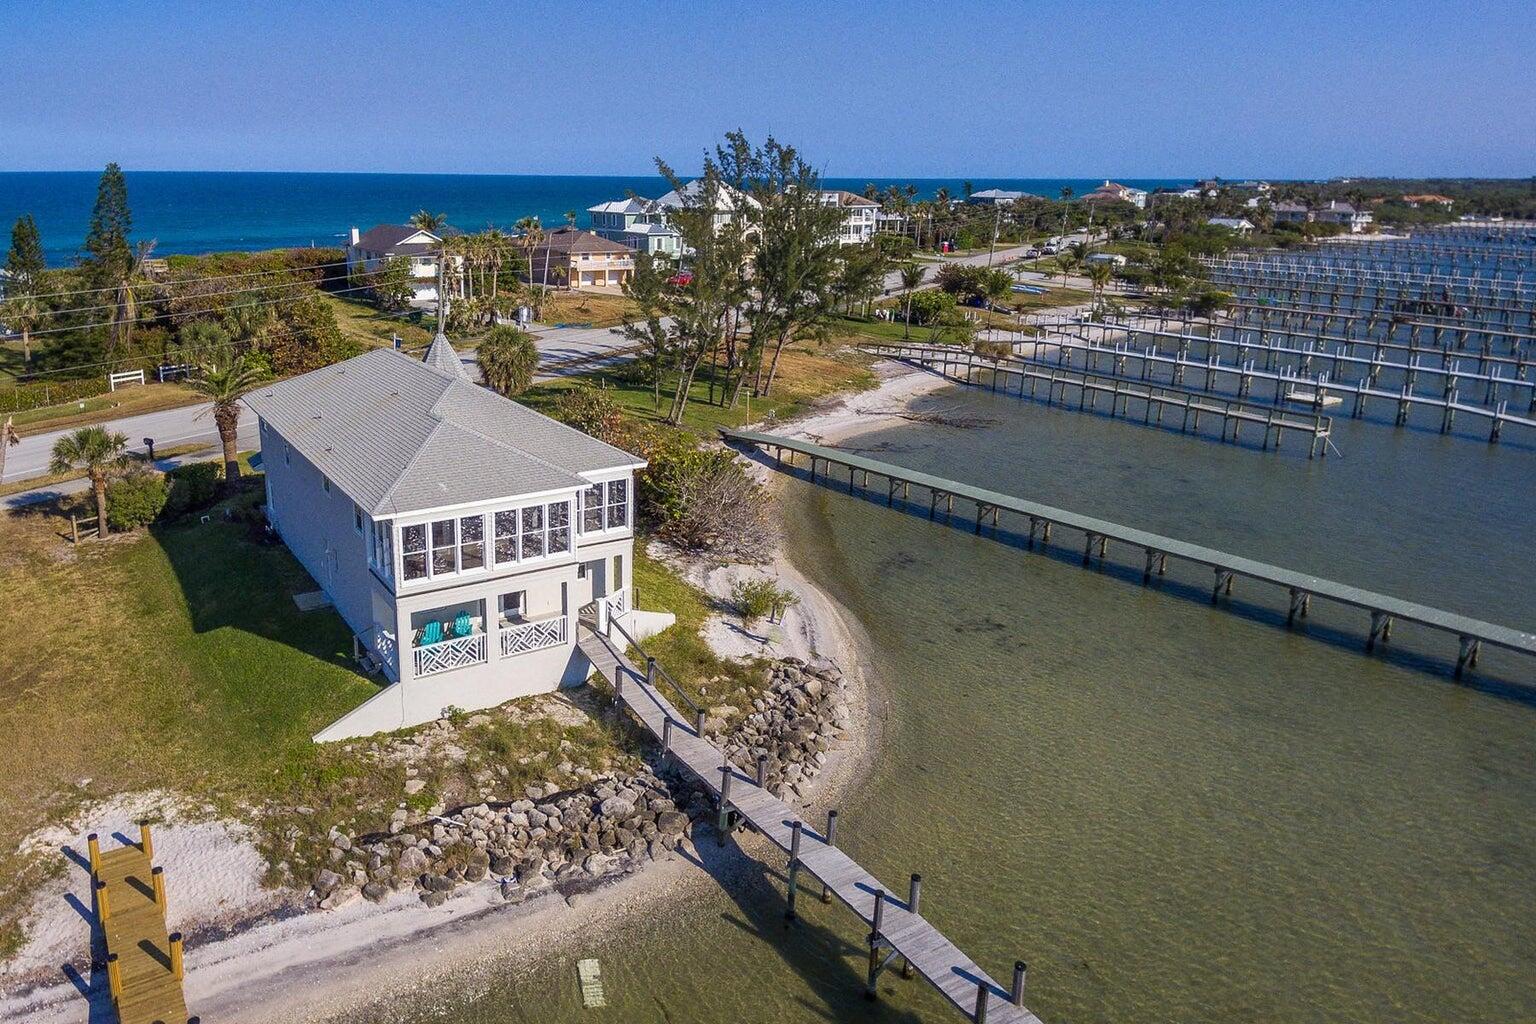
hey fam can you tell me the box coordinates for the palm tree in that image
[981,270,1013,343]
[410,210,447,232]
[109,240,156,358]
[564,210,577,227]
[0,292,41,363]
[899,263,926,338]
[1054,251,1079,287]
[515,216,545,318]
[50,426,128,539]
[483,226,509,298]
[189,356,271,484]
[1087,261,1113,310]
[0,415,18,484]
[1058,186,1074,241]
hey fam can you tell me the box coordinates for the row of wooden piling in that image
[727,429,1527,684]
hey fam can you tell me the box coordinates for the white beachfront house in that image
[817,190,881,244]
[655,179,762,237]
[247,335,662,742]
[345,224,465,305]
[1207,216,1256,236]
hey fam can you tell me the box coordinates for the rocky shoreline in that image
[307,657,850,917]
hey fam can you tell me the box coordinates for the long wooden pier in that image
[721,428,1536,680]
[575,625,1039,1024]
[860,340,1335,455]
[88,825,195,1024]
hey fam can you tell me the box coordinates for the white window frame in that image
[578,474,631,536]
[395,494,576,588]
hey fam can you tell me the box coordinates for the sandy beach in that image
[0,356,937,1024]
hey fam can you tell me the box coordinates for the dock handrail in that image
[603,615,703,717]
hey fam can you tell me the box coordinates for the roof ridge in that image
[432,382,597,482]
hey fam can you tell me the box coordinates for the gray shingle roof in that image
[424,333,469,379]
[245,347,644,517]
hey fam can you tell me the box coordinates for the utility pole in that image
[987,204,1002,267]
[435,251,449,335]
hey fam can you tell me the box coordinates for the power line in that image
[22,241,539,321]
[8,312,433,384]
[17,237,538,305]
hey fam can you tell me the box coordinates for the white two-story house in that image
[247,335,649,741]
[817,190,881,244]
[345,224,465,305]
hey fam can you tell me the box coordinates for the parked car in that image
[1024,248,1041,258]
[1040,245,1058,256]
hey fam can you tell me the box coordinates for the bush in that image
[640,434,770,559]
[906,289,957,326]
[730,577,799,627]
[106,470,169,531]
[163,460,221,517]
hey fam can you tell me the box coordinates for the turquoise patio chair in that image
[453,611,473,637]
[420,620,444,646]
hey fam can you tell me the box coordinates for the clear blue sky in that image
[2,0,1532,178]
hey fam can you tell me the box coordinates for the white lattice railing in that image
[413,633,487,677]
[500,615,568,658]
[605,587,629,619]
[374,628,399,677]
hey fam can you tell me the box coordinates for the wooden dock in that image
[720,428,1536,680]
[88,826,194,1024]
[575,625,1040,1024]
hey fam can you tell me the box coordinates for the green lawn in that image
[321,293,438,351]
[522,343,879,438]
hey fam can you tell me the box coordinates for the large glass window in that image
[402,524,427,581]
[549,501,571,554]
[494,510,519,565]
[582,483,604,533]
[606,479,629,529]
[431,519,457,575]
[459,515,485,571]
[521,506,545,560]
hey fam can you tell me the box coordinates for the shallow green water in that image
[342,387,1536,1024]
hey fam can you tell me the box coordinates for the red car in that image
[667,271,694,287]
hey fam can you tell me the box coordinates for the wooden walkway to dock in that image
[720,428,1536,680]
[88,826,194,1024]
[575,626,1039,1024]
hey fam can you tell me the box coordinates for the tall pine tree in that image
[84,163,133,289]
[5,215,45,294]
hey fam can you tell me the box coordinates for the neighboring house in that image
[346,224,465,304]
[1085,252,1128,267]
[1208,217,1256,236]
[1082,180,1148,209]
[1313,201,1374,233]
[1273,201,1312,224]
[967,188,1029,206]
[1400,194,1455,208]
[817,190,880,244]
[875,210,908,234]
[524,226,636,289]
[654,179,761,236]
[248,335,655,741]
[587,197,682,256]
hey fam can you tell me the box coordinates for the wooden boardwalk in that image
[89,827,193,1024]
[576,626,1039,1024]
[720,428,1536,680]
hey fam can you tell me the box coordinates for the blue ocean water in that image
[0,172,1195,265]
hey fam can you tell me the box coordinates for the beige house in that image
[525,227,636,289]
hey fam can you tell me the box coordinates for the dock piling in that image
[1012,961,1028,1007]
[820,810,838,903]
[785,821,802,922]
